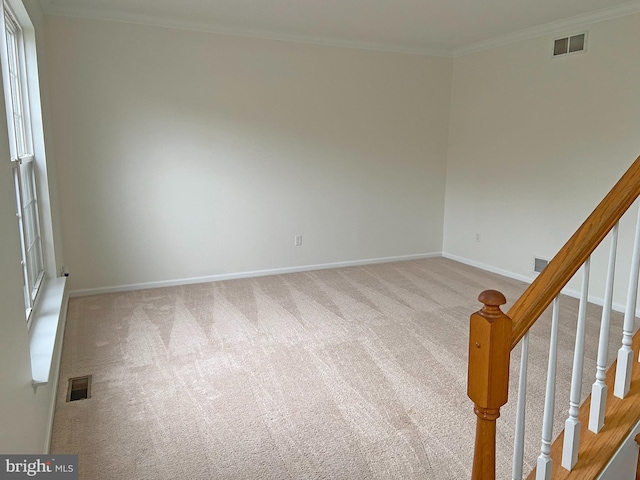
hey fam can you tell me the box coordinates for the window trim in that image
[3,3,32,157]
[1,0,45,325]
[0,0,67,391]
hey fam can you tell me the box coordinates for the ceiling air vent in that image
[554,33,586,56]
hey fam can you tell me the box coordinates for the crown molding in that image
[37,1,450,57]
[38,0,640,58]
[453,0,640,57]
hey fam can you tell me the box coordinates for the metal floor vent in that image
[67,375,92,402]
[534,257,549,274]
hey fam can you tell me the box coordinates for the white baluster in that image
[562,257,590,470]
[589,223,619,433]
[614,204,640,398]
[512,332,530,480]
[536,297,560,480]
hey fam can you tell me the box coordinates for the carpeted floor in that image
[50,257,623,479]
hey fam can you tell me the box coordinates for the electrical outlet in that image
[294,235,303,246]
[475,233,481,242]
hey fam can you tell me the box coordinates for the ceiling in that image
[38,0,640,56]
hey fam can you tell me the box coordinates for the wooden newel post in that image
[468,290,512,480]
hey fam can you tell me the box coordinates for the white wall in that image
[444,13,640,307]
[599,419,640,480]
[21,3,640,459]
[44,16,452,292]
[0,0,63,454]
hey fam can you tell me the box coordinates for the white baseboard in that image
[442,252,632,315]
[69,252,442,297]
[442,252,536,285]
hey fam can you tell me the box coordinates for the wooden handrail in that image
[509,154,640,349]
[469,154,640,480]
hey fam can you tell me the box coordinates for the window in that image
[0,0,65,386]
[1,2,44,322]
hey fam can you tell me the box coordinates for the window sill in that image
[28,276,67,387]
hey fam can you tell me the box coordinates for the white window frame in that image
[1,1,44,324]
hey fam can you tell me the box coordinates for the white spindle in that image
[562,257,591,470]
[512,332,530,480]
[536,297,560,480]
[589,223,619,433]
[614,204,640,398]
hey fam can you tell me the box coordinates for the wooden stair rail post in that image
[468,290,513,480]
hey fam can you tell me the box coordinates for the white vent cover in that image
[534,257,549,273]
[554,33,586,56]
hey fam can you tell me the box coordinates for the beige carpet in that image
[50,257,623,479]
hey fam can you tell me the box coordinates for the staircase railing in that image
[467,154,640,480]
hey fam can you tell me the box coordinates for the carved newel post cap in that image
[478,290,507,307]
